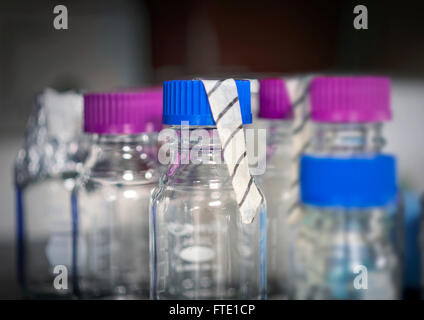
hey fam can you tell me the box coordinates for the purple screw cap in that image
[310,76,392,123]
[84,87,163,134]
[259,78,293,119]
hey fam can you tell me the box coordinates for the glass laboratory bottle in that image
[306,76,403,266]
[256,78,293,299]
[15,88,88,298]
[73,89,162,299]
[150,80,266,299]
[294,76,401,299]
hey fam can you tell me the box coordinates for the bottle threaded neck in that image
[309,123,385,155]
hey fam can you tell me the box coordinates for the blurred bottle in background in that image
[72,89,162,299]
[150,80,266,299]
[15,88,89,298]
[294,77,401,299]
[256,79,293,299]
[400,188,421,299]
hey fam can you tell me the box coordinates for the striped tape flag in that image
[284,76,313,223]
[201,79,264,224]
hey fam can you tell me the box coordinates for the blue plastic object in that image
[162,80,252,125]
[300,154,397,208]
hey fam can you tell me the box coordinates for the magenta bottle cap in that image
[84,87,163,134]
[310,76,391,123]
[258,78,292,119]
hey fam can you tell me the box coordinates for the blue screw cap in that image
[162,80,252,126]
[300,154,398,208]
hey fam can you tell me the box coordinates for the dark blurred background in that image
[0,0,423,298]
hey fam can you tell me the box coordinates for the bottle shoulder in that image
[75,164,159,194]
[83,136,160,179]
[83,149,160,182]
[151,163,266,208]
[156,163,235,189]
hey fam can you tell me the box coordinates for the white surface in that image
[385,78,424,192]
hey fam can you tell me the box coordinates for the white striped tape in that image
[284,76,314,223]
[201,79,264,224]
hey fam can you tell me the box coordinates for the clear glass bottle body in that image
[150,127,266,299]
[294,205,400,299]
[255,119,292,299]
[294,121,400,299]
[73,134,158,299]
[17,172,77,298]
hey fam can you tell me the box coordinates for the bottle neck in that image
[168,126,224,165]
[161,126,232,187]
[85,133,159,180]
[309,123,385,155]
[261,119,292,159]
